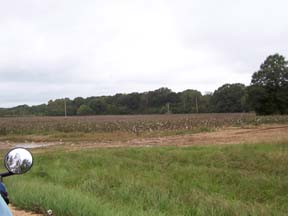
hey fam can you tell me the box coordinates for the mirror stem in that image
[0,172,14,181]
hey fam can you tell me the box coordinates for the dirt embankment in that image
[62,124,288,150]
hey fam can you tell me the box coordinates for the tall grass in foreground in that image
[4,142,288,215]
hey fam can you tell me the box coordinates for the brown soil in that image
[10,205,43,216]
[1,125,287,152]
[60,124,288,150]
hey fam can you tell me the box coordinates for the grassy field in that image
[1,114,288,215]
[3,141,288,216]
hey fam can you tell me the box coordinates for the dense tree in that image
[47,99,66,116]
[126,93,141,111]
[210,83,247,113]
[148,87,172,108]
[179,90,202,113]
[76,104,94,115]
[6,63,288,118]
[199,93,212,113]
[115,93,141,112]
[9,105,31,116]
[0,86,247,116]
[30,104,48,115]
[64,98,77,115]
[88,98,108,115]
[73,97,85,109]
[248,54,288,114]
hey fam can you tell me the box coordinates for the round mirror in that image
[4,148,33,174]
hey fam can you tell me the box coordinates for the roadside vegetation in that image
[3,141,288,216]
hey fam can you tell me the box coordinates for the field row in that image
[1,114,288,136]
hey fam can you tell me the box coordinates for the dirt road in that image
[61,124,288,150]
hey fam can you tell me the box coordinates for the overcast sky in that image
[0,0,287,108]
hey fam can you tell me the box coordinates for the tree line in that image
[0,54,287,116]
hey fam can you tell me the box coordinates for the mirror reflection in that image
[4,148,33,174]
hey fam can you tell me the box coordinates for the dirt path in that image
[10,205,43,216]
[1,125,288,151]
[61,124,288,150]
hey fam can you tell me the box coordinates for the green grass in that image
[3,142,288,215]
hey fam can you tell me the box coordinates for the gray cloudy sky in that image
[0,0,288,107]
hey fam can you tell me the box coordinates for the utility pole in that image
[167,102,170,114]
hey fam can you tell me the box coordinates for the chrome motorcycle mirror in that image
[4,148,33,174]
